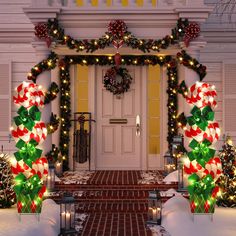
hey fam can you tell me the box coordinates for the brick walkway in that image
[81,213,152,236]
[54,170,177,236]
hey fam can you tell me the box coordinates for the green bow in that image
[187,138,215,167]
[188,173,215,200]
[13,106,41,131]
[14,139,42,168]
[187,106,214,131]
[14,173,42,199]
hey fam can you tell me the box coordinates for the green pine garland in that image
[27,18,208,170]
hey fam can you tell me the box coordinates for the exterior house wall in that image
[0,0,235,168]
[201,0,236,148]
[0,0,36,154]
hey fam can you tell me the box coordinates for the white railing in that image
[30,0,194,9]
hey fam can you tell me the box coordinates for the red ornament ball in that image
[108,20,127,39]
[183,22,200,47]
[35,23,48,39]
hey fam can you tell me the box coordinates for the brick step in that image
[55,182,178,191]
[76,201,149,213]
[80,212,152,236]
[80,189,148,200]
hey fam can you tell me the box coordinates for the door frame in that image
[88,65,149,170]
[67,54,168,171]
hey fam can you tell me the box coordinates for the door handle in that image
[136,115,140,137]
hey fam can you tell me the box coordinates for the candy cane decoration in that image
[184,82,222,213]
[12,81,48,213]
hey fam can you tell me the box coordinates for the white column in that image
[32,41,52,155]
[179,40,207,115]
[178,40,206,149]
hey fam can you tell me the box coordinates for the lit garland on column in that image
[27,52,58,83]
[47,112,60,134]
[183,82,222,213]
[59,60,71,170]
[11,81,48,213]
[166,59,179,151]
[44,82,59,104]
[177,50,207,81]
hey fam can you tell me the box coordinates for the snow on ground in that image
[58,171,94,184]
[0,199,88,236]
[163,170,178,183]
[162,172,236,236]
[148,225,171,236]
[0,199,60,236]
[138,171,163,184]
[162,195,236,236]
[75,213,88,233]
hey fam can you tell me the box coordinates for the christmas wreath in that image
[103,66,132,95]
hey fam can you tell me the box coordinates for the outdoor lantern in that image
[59,193,76,236]
[46,163,55,192]
[164,151,176,175]
[177,154,188,192]
[55,160,63,177]
[172,134,184,158]
[147,190,162,225]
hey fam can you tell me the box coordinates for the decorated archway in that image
[11,17,221,214]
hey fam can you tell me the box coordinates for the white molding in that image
[23,7,61,24]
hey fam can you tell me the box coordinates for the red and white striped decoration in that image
[13,81,44,108]
[185,122,220,144]
[11,122,47,145]
[186,82,217,108]
[11,157,48,181]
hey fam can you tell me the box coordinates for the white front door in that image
[95,66,143,169]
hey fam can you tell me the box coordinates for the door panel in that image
[96,66,142,169]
